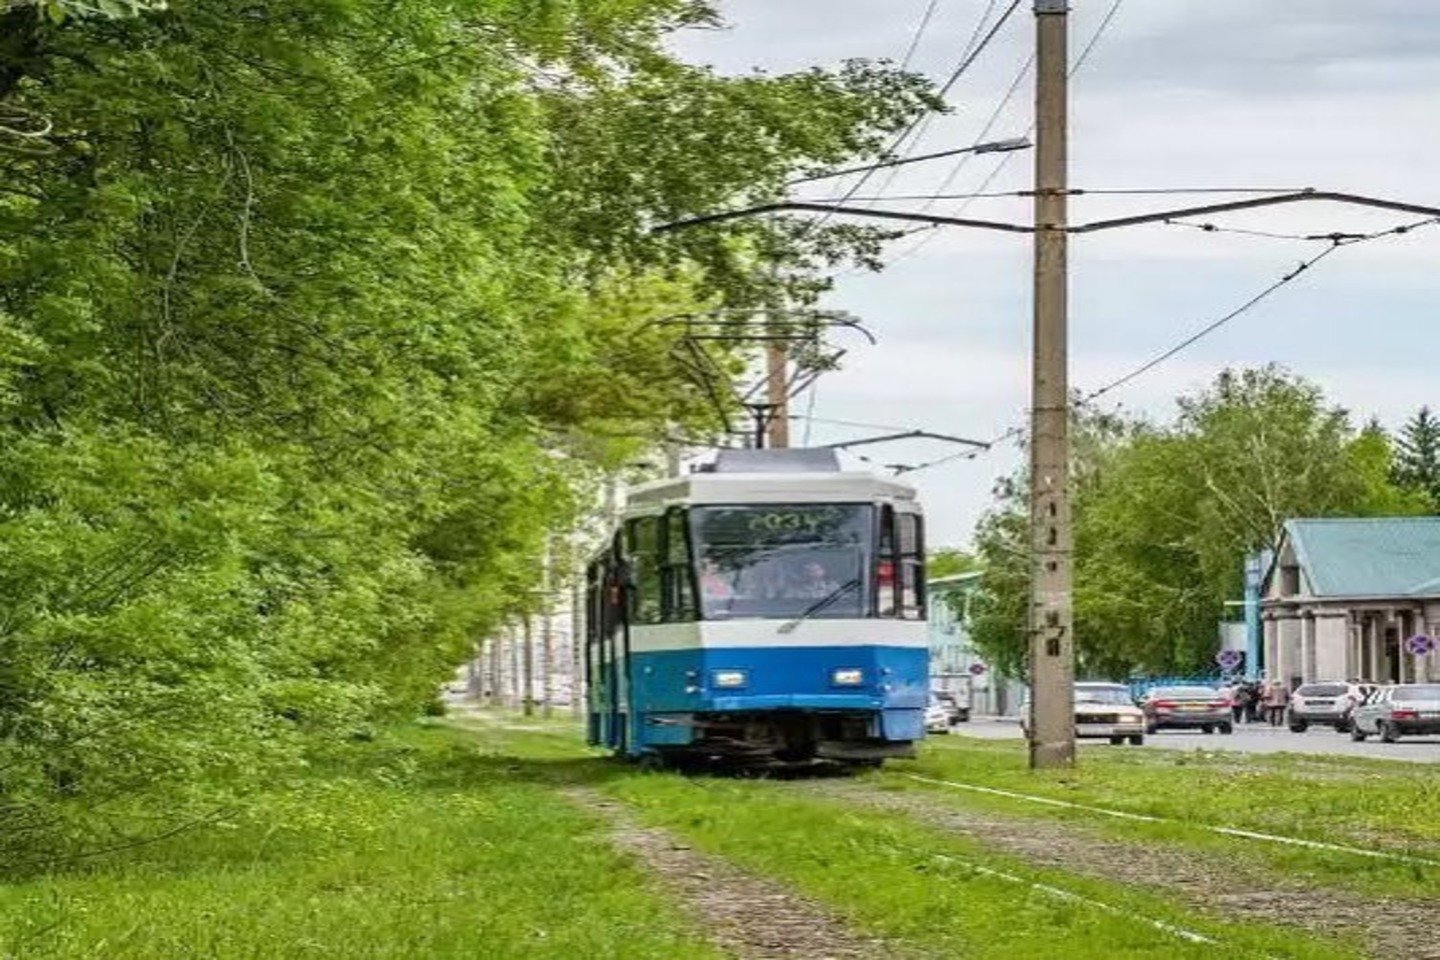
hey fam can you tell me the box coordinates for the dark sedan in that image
[1139,685,1233,734]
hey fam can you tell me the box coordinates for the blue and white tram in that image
[584,449,929,768]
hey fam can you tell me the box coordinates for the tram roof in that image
[624,466,919,510]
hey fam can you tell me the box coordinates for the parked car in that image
[1139,685,1233,734]
[1018,682,1146,745]
[932,690,969,725]
[931,675,973,722]
[925,695,955,734]
[1287,681,1360,732]
[1073,682,1146,745]
[1349,684,1440,743]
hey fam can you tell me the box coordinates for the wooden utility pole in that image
[765,338,790,449]
[1027,0,1076,769]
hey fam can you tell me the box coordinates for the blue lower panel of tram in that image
[596,644,927,759]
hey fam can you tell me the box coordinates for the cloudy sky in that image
[670,1,1440,547]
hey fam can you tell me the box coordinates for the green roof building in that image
[1262,518,1440,686]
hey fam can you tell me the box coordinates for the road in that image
[951,717,1440,763]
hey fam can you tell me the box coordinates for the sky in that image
[668,1,1440,548]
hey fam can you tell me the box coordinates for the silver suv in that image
[1350,684,1440,743]
[1287,681,1359,733]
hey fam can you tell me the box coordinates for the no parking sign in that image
[1215,649,1244,670]
[1406,635,1436,656]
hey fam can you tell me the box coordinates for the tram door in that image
[586,547,630,753]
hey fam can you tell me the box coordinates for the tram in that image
[584,448,928,768]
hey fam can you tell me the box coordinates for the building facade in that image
[927,572,1024,716]
[1262,518,1440,686]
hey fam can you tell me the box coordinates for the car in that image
[932,690,969,725]
[925,696,955,734]
[1286,681,1360,732]
[1018,682,1147,745]
[1073,682,1147,745]
[1139,685,1233,734]
[1349,683,1440,743]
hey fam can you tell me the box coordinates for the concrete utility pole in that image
[541,540,555,718]
[522,615,535,717]
[571,573,586,718]
[1027,0,1076,770]
[765,339,790,449]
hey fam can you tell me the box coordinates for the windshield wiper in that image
[777,578,861,634]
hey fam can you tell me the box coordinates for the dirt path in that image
[562,786,903,960]
[796,779,1440,960]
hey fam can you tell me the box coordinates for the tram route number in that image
[746,508,841,534]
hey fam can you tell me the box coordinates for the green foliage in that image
[0,0,934,865]
[970,367,1428,679]
[0,724,722,958]
[928,547,980,579]
[1391,406,1440,510]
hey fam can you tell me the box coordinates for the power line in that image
[810,0,1023,232]
[1078,215,1440,406]
[900,0,946,70]
[876,0,1125,268]
[880,214,1438,473]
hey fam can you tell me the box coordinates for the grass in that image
[0,722,718,960]
[603,772,1363,960]
[890,734,1440,896]
[3,711,1426,959]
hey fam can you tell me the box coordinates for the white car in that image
[1020,682,1146,745]
[925,697,954,734]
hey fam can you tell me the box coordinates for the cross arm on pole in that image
[1070,190,1440,233]
[651,202,1032,235]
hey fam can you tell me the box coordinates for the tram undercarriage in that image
[645,709,917,768]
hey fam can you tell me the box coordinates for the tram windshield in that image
[691,504,872,620]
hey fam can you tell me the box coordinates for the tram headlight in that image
[712,669,749,689]
[831,668,864,686]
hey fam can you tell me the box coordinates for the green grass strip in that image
[0,723,719,960]
[895,735,1440,897]
[605,772,1363,960]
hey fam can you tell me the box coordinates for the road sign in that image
[968,662,988,676]
[1406,635,1435,656]
[1215,649,1243,669]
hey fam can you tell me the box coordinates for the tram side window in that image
[661,509,697,622]
[877,506,896,617]
[626,518,663,625]
[897,512,925,620]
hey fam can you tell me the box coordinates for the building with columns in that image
[1262,518,1440,687]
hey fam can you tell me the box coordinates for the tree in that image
[1392,407,1440,510]
[928,548,979,579]
[968,367,1428,680]
[0,0,935,867]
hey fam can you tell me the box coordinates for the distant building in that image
[1262,518,1440,686]
[927,572,1024,715]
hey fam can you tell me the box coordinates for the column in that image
[1263,616,1279,680]
[1313,614,1349,681]
[1277,615,1303,688]
[1301,615,1317,682]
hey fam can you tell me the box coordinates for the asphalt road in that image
[950,717,1440,763]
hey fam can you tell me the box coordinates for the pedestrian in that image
[1245,680,1263,723]
[1231,682,1250,724]
[1265,680,1288,726]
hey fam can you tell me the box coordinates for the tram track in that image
[902,772,1440,868]
[782,774,1439,960]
